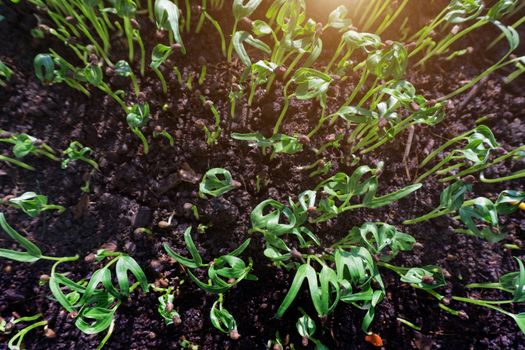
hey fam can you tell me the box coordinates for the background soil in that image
[0,1,524,349]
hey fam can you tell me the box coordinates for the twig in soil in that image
[457,75,489,112]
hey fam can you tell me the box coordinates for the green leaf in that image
[34,53,55,84]
[327,5,352,29]
[276,263,317,318]
[150,44,173,69]
[496,190,525,215]
[126,103,150,128]
[114,60,132,77]
[75,306,116,335]
[400,266,445,290]
[251,199,296,235]
[115,255,149,297]
[296,313,316,339]
[163,227,203,268]
[232,31,271,67]
[199,168,236,197]
[232,0,263,21]
[459,197,503,242]
[0,212,42,262]
[154,0,186,53]
[84,64,103,86]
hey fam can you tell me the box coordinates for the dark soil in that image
[0,1,524,349]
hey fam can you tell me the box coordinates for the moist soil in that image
[0,1,525,349]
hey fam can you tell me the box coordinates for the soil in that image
[0,1,524,349]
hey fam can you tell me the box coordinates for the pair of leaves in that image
[232,31,271,67]
[6,192,64,218]
[126,103,150,128]
[199,168,236,198]
[163,227,255,293]
[343,223,416,262]
[459,197,503,243]
[210,297,238,334]
[367,42,408,80]
[231,132,303,156]
[276,262,340,319]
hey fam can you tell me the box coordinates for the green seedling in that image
[231,132,303,158]
[151,44,173,94]
[199,168,240,198]
[154,287,181,325]
[246,60,278,106]
[404,181,472,224]
[115,60,139,97]
[155,0,186,53]
[296,311,328,349]
[416,125,498,183]
[163,227,256,293]
[210,294,240,339]
[0,131,59,170]
[452,257,525,334]
[127,103,151,154]
[0,59,13,86]
[228,0,264,62]
[34,52,90,96]
[199,98,222,145]
[273,68,332,136]
[5,314,47,350]
[48,249,149,348]
[152,127,175,146]
[82,62,127,111]
[3,192,65,217]
[62,141,99,170]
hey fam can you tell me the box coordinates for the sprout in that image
[210,294,239,339]
[4,192,65,218]
[127,103,151,154]
[151,43,173,94]
[163,227,256,293]
[155,0,186,54]
[115,60,139,97]
[199,168,239,198]
[227,0,264,62]
[62,141,99,170]
[0,59,13,87]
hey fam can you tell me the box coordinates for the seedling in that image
[151,44,173,94]
[227,0,264,62]
[231,132,303,159]
[62,141,99,170]
[154,287,181,325]
[273,68,332,136]
[163,227,256,293]
[199,97,222,145]
[127,103,151,154]
[5,314,47,350]
[0,212,78,263]
[115,60,139,97]
[0,131,59,170]
[154,0,186,53]
[452,257,525,334]
[199,168,239,198]
[3,192,65,218]
[210,294,240,339]
[296,311,328,349]
[0,59,12,86]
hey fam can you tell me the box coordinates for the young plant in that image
[296,311,328,349]
[114,60,139,97]
[231,132,304,159]
[227,0,264,62]
[154,287,182,325]
[199,168,240,198]
[48,249,149,347]
[452,257,525,334]
[3,192,65,218]
[151,44,174,94]
[199,97,222,146]
[404,181,472,224]
[273,68,332,136]
[0,59,13,87]
[82,62,127,111]
[126,103,151,154]
[154,0,186,53]
[0,131,59,170]
[4,314,48,350]
[416,125,498,183]
[210,294,240,339]
[34,52,90,96]
[62,141,99,170]
[163,227,256,293]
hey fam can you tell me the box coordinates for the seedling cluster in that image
[0,0,524,349]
